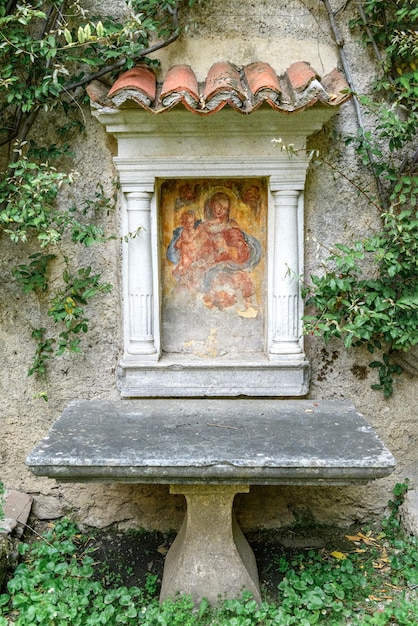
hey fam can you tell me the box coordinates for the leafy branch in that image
[299,0,418,397]
[0,1,198,392]
[0,0,189,149]
[20,263,113,401]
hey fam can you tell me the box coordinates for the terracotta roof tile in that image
[86,80,113,108]
[245,62,281,96]
[321,68,351,105]
[107,66,157,108]
[286,61,318,92]
[244,62,282,108]
[161,64,196,94]
[92,61,350,115]
[160,64,201,111]
[202,62,246,111]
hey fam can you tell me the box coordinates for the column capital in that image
[271,188,301,201]
[269,175,305,193]
[122,182,155,195]
[125,189,153,197]
[125,190,153,213]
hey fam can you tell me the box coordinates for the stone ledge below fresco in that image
[117,355,310,398]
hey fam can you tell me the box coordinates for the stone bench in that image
[27,399,395,605]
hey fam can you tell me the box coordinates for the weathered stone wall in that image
[1,0,417,533]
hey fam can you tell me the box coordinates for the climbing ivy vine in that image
[302,0,418,397]
[0,0,199,397]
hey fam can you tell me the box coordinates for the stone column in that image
[269,189,302,356]
[125,190,157,355]
[160,485,261,606]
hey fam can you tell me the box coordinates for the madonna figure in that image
[167,191,261,310]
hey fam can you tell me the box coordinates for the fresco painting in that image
[160,179,267,357]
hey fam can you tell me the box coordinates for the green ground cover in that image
[1,485,417,625]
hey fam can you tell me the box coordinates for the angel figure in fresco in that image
[241,185,264,217]
[174,182,197,211]
[167,191,261,311]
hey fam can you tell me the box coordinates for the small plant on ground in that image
[0,520,145,626]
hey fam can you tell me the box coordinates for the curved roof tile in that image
[107,65,157,109]
[160,64,200,111]
[245,62,281,96]
[89,61,350,115]
[244,62,282,109]
[286,61,318,92]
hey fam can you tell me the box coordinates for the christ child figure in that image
[174,210,199,272]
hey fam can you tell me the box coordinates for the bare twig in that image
[399,147,418,175]
[64,58,128,91]
[321,0,388,210]
[19,521,54,546]
[5,0,18,14]
[320,156,383,212]
[354,0,387,69]
[0,129,18,149]
[335,0,351,15]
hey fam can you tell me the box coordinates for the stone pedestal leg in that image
[160,485,261,606]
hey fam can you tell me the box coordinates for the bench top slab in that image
[26,399,395,485]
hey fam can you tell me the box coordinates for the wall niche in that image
[91,106,341,397]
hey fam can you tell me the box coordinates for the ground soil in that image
[81,524,357,600]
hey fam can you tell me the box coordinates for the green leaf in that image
[0,595,10,607]
[63,28,72,44]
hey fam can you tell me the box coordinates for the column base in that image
[160,485,261,606]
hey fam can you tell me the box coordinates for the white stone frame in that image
[92,107,338,397]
